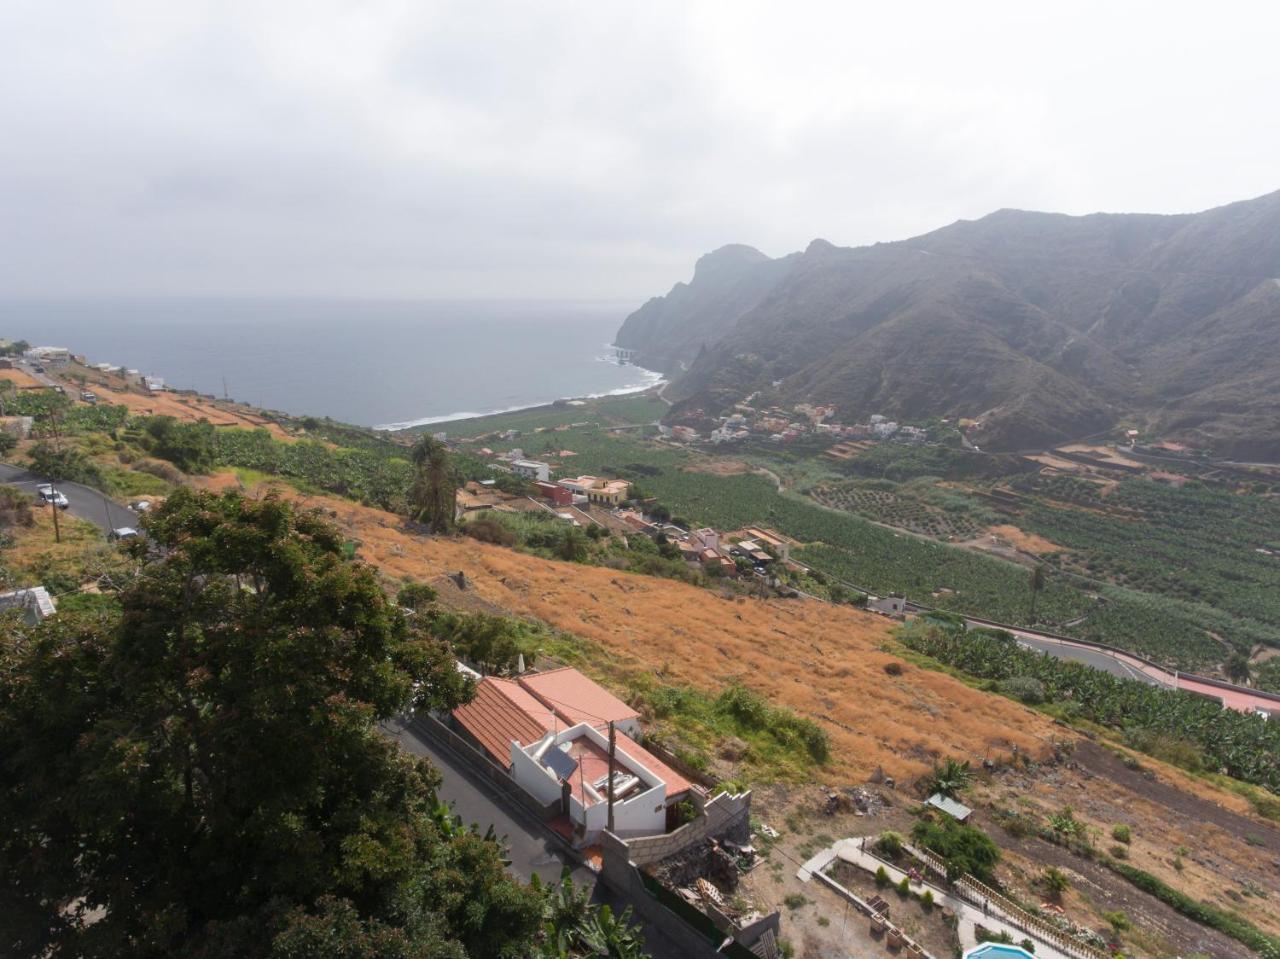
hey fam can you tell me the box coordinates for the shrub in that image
[133,458,185,484]
[910,817,1000,884]
[0,486,34,528]
[1040,867,1070,898]
[997,675,1047,704]
[884,661,904,676]
[875,866,890,889]
[26,442,105,489]
[783,893,807,910]
[875,831,904,858]
[461,516,517,546]
[134,415,217,474]
[1103,910,1131,932]
[897,876,910,896]
[1109,844,1129,860]
[1112,824,1131,844]
[396,581,438,610]
[920,889,934,910]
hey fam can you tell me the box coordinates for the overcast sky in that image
[2,0,1277,302]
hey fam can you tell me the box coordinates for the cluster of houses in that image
[17,347,170,395]
[662,401,931,447]
[660,525,789,578]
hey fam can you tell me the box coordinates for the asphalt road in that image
[1009,630,1159,684]
[383,718,707,959]
[0,463,137,533]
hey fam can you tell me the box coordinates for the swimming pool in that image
[963,944,1036,959]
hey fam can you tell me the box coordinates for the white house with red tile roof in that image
[510,722,692,840]
[450,667,695,840]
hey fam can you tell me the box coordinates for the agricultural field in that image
[1010,473,1280,640]
[446,419,1280,670]
[808,478,994,541]
[900,620,1280,796]
[412,393,667,439]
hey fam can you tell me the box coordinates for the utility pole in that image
[607,720,617,834]
[49,480,61,544]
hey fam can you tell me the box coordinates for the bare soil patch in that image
[986,524,1063,556]
[682,458,752,476]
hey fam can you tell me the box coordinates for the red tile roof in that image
[518,667,640,729]
[617,736,694,798]
[452,677,557,768]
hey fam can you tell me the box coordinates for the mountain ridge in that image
[615,189,1280,454]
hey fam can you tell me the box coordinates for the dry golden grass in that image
[0,368,43,389]
[236,477,1060,786]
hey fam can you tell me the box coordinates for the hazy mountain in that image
[615,190,1280,455]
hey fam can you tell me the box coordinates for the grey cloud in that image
[1,0,1277,302]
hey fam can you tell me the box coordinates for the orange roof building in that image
[518,667,641,736]
[452,677,557,768]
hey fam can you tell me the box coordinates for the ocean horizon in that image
[0,298,660,429]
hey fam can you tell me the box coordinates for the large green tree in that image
[0,489,546,958]
[408,436,457,534]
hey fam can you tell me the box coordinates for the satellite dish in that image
[542,745,579,781]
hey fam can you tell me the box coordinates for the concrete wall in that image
[509,737,566,807]
[600,816,776,959]
[599,834,724,959]
[621,790,752,867]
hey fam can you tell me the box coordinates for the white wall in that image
[513,725,669,839]
[510,737,565,807]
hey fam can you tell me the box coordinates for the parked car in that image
[36,486,69,509]
[81,391,97,403]
[130,499,152,513]
[32,365,45,373]
[107,527,139,542]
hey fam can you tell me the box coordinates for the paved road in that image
[0,463,138,533]
[1007,629,1159,684]
[383,718,705,959]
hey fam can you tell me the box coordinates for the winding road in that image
[0,463,137,533]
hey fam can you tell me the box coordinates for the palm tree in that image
[1225,650,1252,686]
[408,435,457,534]
[923,758,972,799]
[1029,564,1046,623]
[1040,866,1070,900]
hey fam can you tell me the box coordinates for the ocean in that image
[0,298,660,429]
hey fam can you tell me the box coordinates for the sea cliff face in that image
[615,190,1280,453]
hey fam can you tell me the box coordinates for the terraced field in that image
[809,481,988,541]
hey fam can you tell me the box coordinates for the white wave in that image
[374,350,665,432]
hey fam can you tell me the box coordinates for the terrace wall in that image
[621,790,752,866]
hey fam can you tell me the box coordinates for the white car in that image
[130,500,152,513]
[36,486,69,509]
[108,527,139,542]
